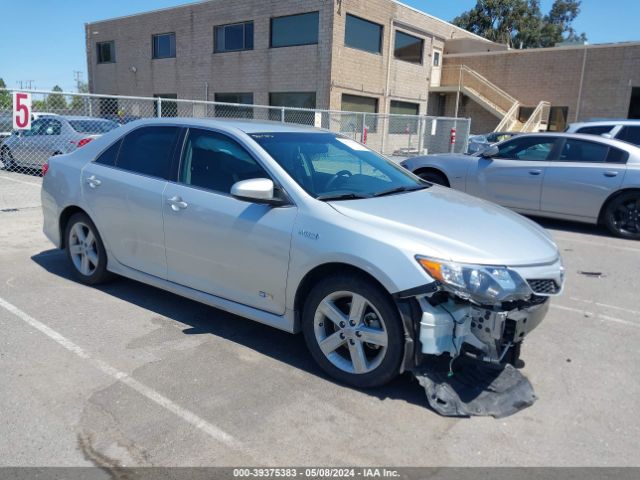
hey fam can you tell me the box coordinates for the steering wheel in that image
[325,170,352,191]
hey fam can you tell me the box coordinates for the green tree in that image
[47,85,67,111]
[70,81,89,112]
[0,78,10,109]
[453,0,586,49]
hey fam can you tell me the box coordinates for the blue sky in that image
[0,0,638,92]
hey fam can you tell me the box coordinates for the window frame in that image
[554,138,630,164]
[270,11,320,49]
[344,13,383,55]
[96,41,116,64]
[91,125,184,181]
[213,21,254,53]
[393,30,424,65]
[496,136,560,161]
[176,127,291,203]
[152,32,177,59]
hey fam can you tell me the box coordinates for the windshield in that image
[249,132,426,199]
[69,119,119,134]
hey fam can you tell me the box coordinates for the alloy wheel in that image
[611,196,640,236]
[313,291,389,375]
[68,222,99,276]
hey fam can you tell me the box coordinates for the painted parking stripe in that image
[0,295,241,450]
[0,175,42,187]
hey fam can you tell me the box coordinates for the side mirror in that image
[231,178,285,205]
[481,145,499,158]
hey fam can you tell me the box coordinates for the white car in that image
[566,120,640,147]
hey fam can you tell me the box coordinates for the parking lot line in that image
[0,175,42,187]
[551,303,639,327]
[0,295,242,450]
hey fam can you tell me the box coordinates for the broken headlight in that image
[416,255,531,304]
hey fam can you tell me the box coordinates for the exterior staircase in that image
[431,64,550,133]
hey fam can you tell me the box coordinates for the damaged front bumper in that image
[418,295,549,363]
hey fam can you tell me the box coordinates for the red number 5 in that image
[15,93,29,128]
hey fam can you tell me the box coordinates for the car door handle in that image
[167,196,188,211]
[86,175,101,188]
[603,171,619,178]
[528,169,542,176]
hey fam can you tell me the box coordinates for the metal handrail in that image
[494,101,521,132]
[521,101,551,132]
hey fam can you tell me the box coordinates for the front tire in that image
[603,191,640,240]
[417,170,448,187]
[302,274,404,388]
[64,212,114,285]
[0,147,14,171]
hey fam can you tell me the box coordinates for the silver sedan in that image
[401,133,640,239]
[41,118,563,388]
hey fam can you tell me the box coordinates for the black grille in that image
[527,279,559,295]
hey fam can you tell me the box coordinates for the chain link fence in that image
[0,88,469,177]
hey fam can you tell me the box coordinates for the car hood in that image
[329,186,559,266]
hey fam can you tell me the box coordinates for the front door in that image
[81,125,181,278]
[163,128,297,315]
[430,48,443,88]
[466,136,559,212]
[541,138,626,219]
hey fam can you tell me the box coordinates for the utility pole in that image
[17,80,35,89]
[73,71,83,91]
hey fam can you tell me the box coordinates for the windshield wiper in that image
[372,185,429,197]
[316,192,371,201]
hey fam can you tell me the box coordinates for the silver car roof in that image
[568,120,640,128]
[121,117,328,134]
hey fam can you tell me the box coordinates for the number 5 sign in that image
[13,92,32,130]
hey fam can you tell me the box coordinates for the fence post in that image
[361,113,366,143]
[281,106,286,123]
[156,97,162,118]
[417,116,425,155]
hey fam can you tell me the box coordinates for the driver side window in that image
[497,137,556,161]
[179,128,269,194]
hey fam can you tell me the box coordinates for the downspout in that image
[381,17,394,154]
[575,45,588,122]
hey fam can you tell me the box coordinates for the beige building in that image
[85,0,497,118]
[86,0,640,134]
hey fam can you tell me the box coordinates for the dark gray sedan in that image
[401,133,640,239]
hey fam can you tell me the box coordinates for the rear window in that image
[576,125,614,136]
[616,126,640,147]
[116,126,180,179]
[69,120,119,134]
[558,138,628,164]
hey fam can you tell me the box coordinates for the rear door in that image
[466,136,559,212]
[541,138,627,220]
[162,128,297,315]
[81,125,181,278]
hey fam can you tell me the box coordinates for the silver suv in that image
[566,120,640,147]
[41,119,564,387]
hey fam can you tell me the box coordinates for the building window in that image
[153,94,178,117]
[547,106,569,132]
[341,94,378,133]
[152,33,176,59]
[214,22,254,53]
[269,92,317,124]
[97,41,115,63]
[214,93,254,118]
[270,12,319,48]
[344,14,382,54]
[394,30,423,64]
[433,50,440,67]
[389,100,420,134]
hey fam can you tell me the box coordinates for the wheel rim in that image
[68,222,99,276]
[611,197,640,235]
[313,291,388,375]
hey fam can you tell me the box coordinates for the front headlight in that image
[416,255,531,304]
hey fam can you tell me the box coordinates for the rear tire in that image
[302,274,404,388]
[64,212,114,285]
[417,170,448,187]
[603,191,640,240]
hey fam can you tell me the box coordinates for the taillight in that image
[77,138,93,148]
[42,162,49,176]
